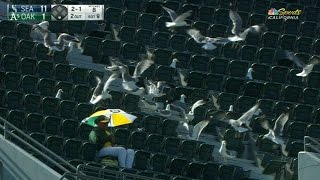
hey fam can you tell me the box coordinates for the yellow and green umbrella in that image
[82,109,137,127]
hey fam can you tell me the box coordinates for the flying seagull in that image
[90,76,112,104]
[190,120,210,141]
[226,103,261,132]
[186,29,229,50]
[140,99,161,111]
[261,109,290,145]
[285,51,320,77]
[162,6,192,28]
[32,21,80,56]
[219,140,236,162]
[55,89,63,99]
[144,80,166,98]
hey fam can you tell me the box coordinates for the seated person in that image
[89,115,135,168]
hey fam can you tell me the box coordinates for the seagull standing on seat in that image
[261,109,290,145]
[219,140,236,162]
[226,103,261,132]
[32,21,80,56]
[169,58,179,68]
[246,68,254,80]
[155,104,172,117]
[55,89,63,99]
[162,6,192,28]
[284,51,320,77]
[228,105,234,112]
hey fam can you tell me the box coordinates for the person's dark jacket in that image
[89,127,115,150]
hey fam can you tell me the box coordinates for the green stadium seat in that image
[296,37,313,53]
[203,0,218,7]
[223,129,244,152]
[222,43,240,59]
[59,100,76,119]
[228,60,249,78]
[170,34,187,52]
[20,58,37,75]
[263,160,287,175]
[146,134,164,153]
[161,119,179,137]
[47,21,65,33]
[61,119,78,138]
[105,7,122,25]
[38,78,56,97]
[131,131,147,150]
[154,48,172,66]
[42,97,59,116]
[144,115,161,134]
[71,67,89,85]
[257,48,276,65]
[187,71,206,88]
[197,143,214,162]
[0,89,6,107]
[169,158,188,176]
[30,132,46,145]
[307,72,320,88]
[24,94,41,113]
[205,73,224,91]
[135,29,153,46]
[53,63,71,81]
[73,84,91,102]
[282,85,302,103]
[76,103,94,120]
[5,72,21,90]
[119,26,136,43]
[179,140,198,159]
[293,104,314,123]
[133,150,151,170]
[279,34,296,51]
[186,37,204,54]
[283,19,300,35]
[219,165,247,180]
[303,7,319,23]
[313,39,320,55]
[236,96,257,113]
[156,16,172,33]
[258,99,274,117]
[35,44,50,61]
[121,43,140,60]
[214,8,229,26]
[209,57,229,75]
[217,92,237,111]
[286,121,307,140]
[78,123,92,140]
[192,21,210,37]
[253,0,270,14]
[286,141,304,158]
[288,69,305,87]
[249,13,266,26]
[38,60,54,78]
[240,45,257,62]
[261,32,279,48]
[88,70,104,87]
[123,94,141,112]
[185,162,205,179]
[154,66,175,83]
[243,81,263,98]
[198,7,214,24]
[302,88,319,105]
[144,0,163,15]
[0,107,8,119]
[153,32,170,49]
[122,10,139,27]
[6,90,23,110]
[155,174,171,180]
[138,13,156,30]
[209,24,227,38]
[181,4,198,21]
[270,66,288,83]
[17,23,32,40]
[124,0,141,11]
[224,77,244,94]
[43,116,61,135]
[263,82,282,100]
[18,40,35,58]
[66,21,84,34]
[270,1,287,9]
[87,30,113,39]
[0,20,16,36]
[245,29,261,46]
[2,54,19,72]
[265,18,283,33]
[45,136,64,156]
[163,137,180,155]
[150,153,168,173]
[306,124,320,138]
[273,101,294,117]
[114,128,130,147]
[300,21,317,38]
[101,39,121,58]
[107,0,123,8]
[56,81,74,100]
[7,110,26,130]
[64,139,82,159]
[202,162,219,180]
[251,63,270,81]
[81,36,103,57]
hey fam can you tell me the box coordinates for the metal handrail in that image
[77,164,161,180]
[304,136,320,154]
[0,116,77,174]
[60,172,106,180]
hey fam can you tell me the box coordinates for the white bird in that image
[191,120,210,141]
[171,94,188,112]
[210,94,221,110]
[177,69,188,87]
[140,99,161,111]
[227,103,261,132]
[169,58,179,68]
[32,22,80,56]
[186,29,219,50]
[246,68,254,80]
[254,108,263,116]
[155,104,172,117]
[285,51,320,77]
[228,105,234,112]
[119,65,145,95]
[55,89,63,99]
[261,110,290,145]
[90,76,112,104]
[162,6,192,28]
[145,80,165,98]
[219,140,236,161]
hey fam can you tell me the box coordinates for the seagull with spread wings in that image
[284,51,320,77]
[89,76,112,104]
[162,6,192,28]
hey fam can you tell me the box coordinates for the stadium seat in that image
[133,150,151,170]
[288,69,305,87]
[257,48,276,65]
[135,29,153,46]
[293,104,314,123]
[170,34,187,52]
[161,119,179,137]
[303,6,320,23]
[171,52,191,69]
[261,32,279,48]
[131,131,147,150]
[185,162,205,179]
[283,19,300,35]
[251,63,270,81]
[124,0,141,11]
[186,37,204,54]
[209,58,229,75]
[296,37,313,53]
[101,39,121,58]
[56,81,74,100]
[306,124,320,138]
[24,94,41,113]
[1,36,17,55]
[313,39,320,55]
[105,7,122,25]
[61,119,78,138]
[209,24,227,38]
[299,21,317,38]
[25,113,43,133]
[122,43,141,60]
[217,92,238,111]
[228,60,249,78]
[219,165,246,180]
[224,77,244,94]
[202,162,219,180]
[286,141,304,158]
[45,136,64,156]
[81,36,103,57]
[79,142,96,162]
[163,137,180,156]
[108,91,124,109]
[169,158,189,176]
[53,64,71,82]
[88,70,104,87]
[47,21,65,33]
[214,8,230,26]
[122,10,139,27]
[265,18,283,33]
[146,134,164,153]
[2,54,19,72]
[240,45,257,62]
[263,82,282,100]
[20,58,37,75]
[0,20,16,36]
[307,72,320,88]
[243,81,264,98]
[282,85,303,103]
[42,97,59,116]
[253,0,270,14]
[273,101,294,117]
[245,29,261,46]
[119,26,136,43]
[138,13,156,30]
[123,94,140,112]
[38,60,54,78]
[7,110,25,130]
[286,121,307,140]
[279,34,296,51]
[35,44,50,61]
[187,71,206,88]
[0,107,8,119]
[114,128,131,147]
[0,89,6,107]
[64,139,82,159]
[107,0,123,8]
[204,73,225,91]
[270,1,287,9]
[43,116,61,135]
[16,23,32,40]
[18,40,35,58]
[156,16,172,32]
[66,21,84,34]
[302,88,319,105]
[236,96,257,113]
[198,7,214,23]
[5,72,21,91]
[179,140,198,159]
[143,115,161,134]
[222,43,240,59]
[6,90,24,110]
[30,132,46,145]
[197,143,214,162]
[154,66,175,83]
[153,32,170,49]
[150,153,168,173]
[71,67,89,85]
[270,66,288,83]
[38,78,56,98]
[73,84,91,103]
[59,100,76,119]
[249,13,266,26]
[258,99,275,117]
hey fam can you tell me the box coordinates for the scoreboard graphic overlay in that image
[7,4,104,21]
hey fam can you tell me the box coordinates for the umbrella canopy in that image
[82,109,137,127]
